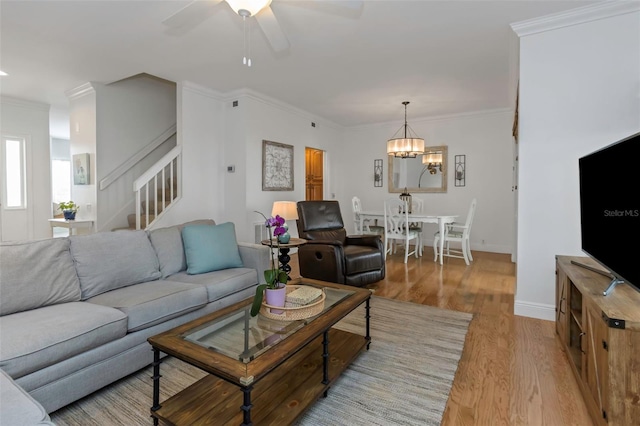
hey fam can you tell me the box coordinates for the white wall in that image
[513,4,640,320]
[337,109,516,253]
[0,96,51,240]
[67,84,97,225]
[232,92,341,241]
[50,107,70,140]
[151,82,227,229]
[94,75,177,231]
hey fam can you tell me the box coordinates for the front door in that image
[305,147,324,201]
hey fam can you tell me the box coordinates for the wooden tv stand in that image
[555,256,640,426]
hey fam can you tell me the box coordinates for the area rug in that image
[51,296,472,426]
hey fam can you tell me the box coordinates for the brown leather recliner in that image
[296,200,385,287]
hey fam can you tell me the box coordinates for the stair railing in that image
[99,124,176,191]
[133,145,182,230]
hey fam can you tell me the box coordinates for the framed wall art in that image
[262,140,294,191]
[73,153,90,185]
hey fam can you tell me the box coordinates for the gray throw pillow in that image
[0,238,81,316]
[147,219,216,278]
[70,230,161,300]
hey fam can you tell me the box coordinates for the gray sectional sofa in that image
[0,219,270,424]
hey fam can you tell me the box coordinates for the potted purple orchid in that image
[250,212,290,316]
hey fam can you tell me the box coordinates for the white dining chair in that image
[352,196,384,235]
[434,198,477,265]
[384,199,420,263]
[409,197,425,256]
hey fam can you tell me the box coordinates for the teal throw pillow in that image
[181,222,243,275]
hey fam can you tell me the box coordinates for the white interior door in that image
[1,134,32,242]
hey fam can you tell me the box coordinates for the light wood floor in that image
[290,249,594,426]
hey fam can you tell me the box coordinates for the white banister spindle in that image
[133,145,182,230]
[153,174,158,218]
[161,167,166,211]
[135,190,141,230]
[170,159,175,201]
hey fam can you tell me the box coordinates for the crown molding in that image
[224,87,343,130]
[0,95,50,111]
[347,107,513,132]
[511,1,640,37]
[65,82,96,100]
[180,81,225,101]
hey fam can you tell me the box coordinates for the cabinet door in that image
[555,265,569,343]
[584,303,609,423]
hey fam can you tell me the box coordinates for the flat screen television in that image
[579,131,640,296]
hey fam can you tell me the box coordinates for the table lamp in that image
[271,201,298,243]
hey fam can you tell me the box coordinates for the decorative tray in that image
[260,285,326,321]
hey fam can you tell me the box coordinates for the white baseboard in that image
[514,300,555,321]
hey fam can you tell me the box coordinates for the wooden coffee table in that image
[147,278,371,426]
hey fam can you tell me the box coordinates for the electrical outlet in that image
[86,204,92,212]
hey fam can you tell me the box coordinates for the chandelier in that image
[386,101,425,158]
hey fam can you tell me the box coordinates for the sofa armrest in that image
[237,242,271,280]
[0,368,54,425]
[303,239,344,246]
[345,234,383,249]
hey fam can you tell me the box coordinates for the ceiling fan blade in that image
[162,0,223,32]
[255,5,290,53]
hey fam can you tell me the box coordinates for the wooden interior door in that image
[305,148,323,201]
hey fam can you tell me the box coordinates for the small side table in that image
[261,237,307,280]
[48,218,94,236]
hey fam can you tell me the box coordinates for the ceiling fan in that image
[162,0,363,62]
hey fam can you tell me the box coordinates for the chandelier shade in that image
[387,101,425,158]
[422,153,442,164]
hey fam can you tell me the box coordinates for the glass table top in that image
[182,285,354,363]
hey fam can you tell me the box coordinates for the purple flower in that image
[273,226,286,236]
[265,215,285,228]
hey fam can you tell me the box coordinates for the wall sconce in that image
[374,159,383,187]
[455,155,466,187]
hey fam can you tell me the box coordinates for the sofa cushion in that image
[182,222,243,275]
[0,238,81,316]
[0,368,53,426]
[0,302,127,379]
[148,219,216,278]
[87,280,208,332]
[70,230,161,299]
[167,268,258,303]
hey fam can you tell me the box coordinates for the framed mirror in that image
[388,145,448,193]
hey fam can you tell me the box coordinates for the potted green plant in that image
[58,201,79,220]
[250,212,289,317]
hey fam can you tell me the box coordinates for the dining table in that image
[358,211,458,265]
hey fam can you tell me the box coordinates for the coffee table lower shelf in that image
[151,327,367,426]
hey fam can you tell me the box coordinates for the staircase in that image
[130,145,182,230]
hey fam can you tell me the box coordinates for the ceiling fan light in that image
[225,0,272,17]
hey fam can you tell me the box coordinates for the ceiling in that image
[0,0,598,128]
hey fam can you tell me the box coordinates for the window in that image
[52,159,71,202]
[3,136,26,209]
